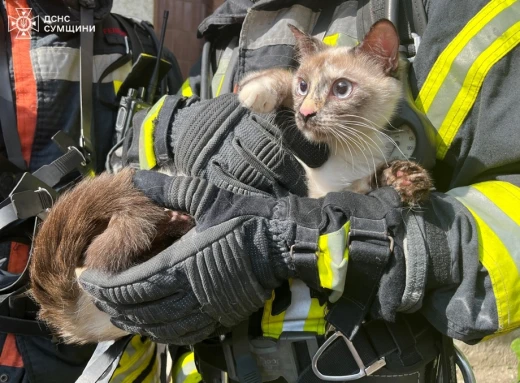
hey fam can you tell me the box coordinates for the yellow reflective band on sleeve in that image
[113,80,123,95]
[110,336,161,383]
[172,352,202,383]
[215,75,226,97]
[447,181,520,333]
[261,290,286,339]
[415,0,520,159]
[139,95,167,170]
[317,221,350,302]
[322,33,358,48]
[181,79,193,97]
[261,280,326,339]
[323,33,340,46]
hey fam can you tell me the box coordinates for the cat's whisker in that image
[333,131,356,172]
[332,129,374,177]
[328,118,407,161]
[338,124,390,166]
[333,128,379,182]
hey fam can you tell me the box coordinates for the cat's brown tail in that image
[30,169,179,344]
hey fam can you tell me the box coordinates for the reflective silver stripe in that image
[31,47,132,83]
[281,279,313,333]
[242,5,320,50]
[422,4,520,131]
[211,44,234,98]
[447,185,520,271]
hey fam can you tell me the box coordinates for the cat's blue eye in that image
[332,79,353,99]
[298,80,308,96]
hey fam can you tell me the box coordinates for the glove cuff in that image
[264,200,320,286]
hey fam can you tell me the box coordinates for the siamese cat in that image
[238,20,431,202]
[30,19,431,345]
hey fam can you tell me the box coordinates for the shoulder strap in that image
[112,14,143,63]
[0,11,26,170]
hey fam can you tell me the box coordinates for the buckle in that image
[312,331,386,381]
[347,230,394,253]
[223,332,319,383]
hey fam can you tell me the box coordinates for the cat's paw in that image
[379,160,432,206]
[238,77,280,114]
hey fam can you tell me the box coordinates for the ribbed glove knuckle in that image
[185,231,269,328]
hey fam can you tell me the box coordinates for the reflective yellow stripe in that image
[181,79,193,97]
[172,352,202,383]
[447,181,520,332]
[473,181,520,226]
[436,21,520,158]
[261,280,326,339]
[261,290,286,338]
[302,296,327,334]
[215,75,226,97]
[416,0,517,112]
[322,33,357,47]
[111,336,157,383]
[323,33,340,46]
[113,80,123,95]
[317,222,350,302]
[415,0,520,159]
[139,95,167,170]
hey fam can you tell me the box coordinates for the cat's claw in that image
[379,160,432,206]
[238,79,279,114]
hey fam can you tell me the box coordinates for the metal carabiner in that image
[312,331,386,381]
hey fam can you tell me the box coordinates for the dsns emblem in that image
[8,8,39,39]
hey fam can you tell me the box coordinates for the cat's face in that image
[290,21,402,146]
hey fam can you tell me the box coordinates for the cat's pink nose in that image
[299,105,317,117]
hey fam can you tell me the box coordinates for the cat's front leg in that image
[238,69,294,113]
[376,160,432,206]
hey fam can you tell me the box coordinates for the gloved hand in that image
[79,170,408,345]
[123,93,329,197]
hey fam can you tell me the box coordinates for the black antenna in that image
[146,10,169,104]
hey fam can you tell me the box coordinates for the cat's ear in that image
[288,24,325,58]
[355,19,400,75]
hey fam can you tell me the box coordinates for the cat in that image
[238,19,431,203]
[30,169,195,344]
[29,19,431,346]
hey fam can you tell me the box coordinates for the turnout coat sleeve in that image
[401,0,520,343]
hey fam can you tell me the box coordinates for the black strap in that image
[0,315,52,337]
[439,335,457,383]
[153,96,184,168]
[112,14,143,64]
[0,13,26,170]
[298,315,438,383]
[32,147,86,187]
[232,320,262,383]
[0,289,52,337]
[79,6,96,171]
[406,0,428,37]
[326,217,393,339]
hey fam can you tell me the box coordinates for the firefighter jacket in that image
[177,0,520,344]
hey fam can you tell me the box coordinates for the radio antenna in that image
[146,10,169,104]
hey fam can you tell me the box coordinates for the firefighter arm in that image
[399,180,520,343]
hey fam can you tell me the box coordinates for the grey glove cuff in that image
[399,193,451,313]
